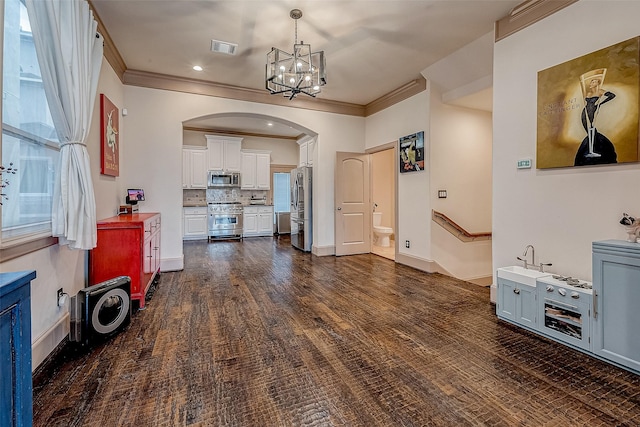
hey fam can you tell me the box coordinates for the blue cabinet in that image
[496,278,537,330]
[593,240,640,374]
[1,270,36,427]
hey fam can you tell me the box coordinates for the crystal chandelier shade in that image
[266,9,326,99]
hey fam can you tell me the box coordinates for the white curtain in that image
[25,0,103,250]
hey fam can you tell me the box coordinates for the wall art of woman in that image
[574,68,618,166]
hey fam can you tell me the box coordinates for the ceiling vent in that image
[211,40,238,55]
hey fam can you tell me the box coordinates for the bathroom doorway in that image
[370,147,396,260]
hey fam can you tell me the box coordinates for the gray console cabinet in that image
[592,240,640,373]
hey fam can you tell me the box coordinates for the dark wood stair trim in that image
[432,210,492,242]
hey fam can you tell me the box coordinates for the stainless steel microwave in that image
[208,171,240,188]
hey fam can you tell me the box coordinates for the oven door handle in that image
[593,291,598,319]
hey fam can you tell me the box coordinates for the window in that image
[273,172,291,213]
[2,0,59,245]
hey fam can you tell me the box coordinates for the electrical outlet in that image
[57,288,64,306]
[405,240,410,248]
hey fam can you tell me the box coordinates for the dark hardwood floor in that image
[33,236,640,426]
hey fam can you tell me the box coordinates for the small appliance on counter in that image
[250,195,267,205]
[120,188,145,214]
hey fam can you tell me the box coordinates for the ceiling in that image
[90,0,520,136]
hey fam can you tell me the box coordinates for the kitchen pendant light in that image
[265,9,326,100]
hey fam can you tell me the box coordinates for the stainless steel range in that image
[208,202,243,240]
[537,275,593,351]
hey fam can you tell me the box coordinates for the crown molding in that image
[365,77,427,116]
[123,69,367,117]
[495,0,578,42]
[88,0,126,81]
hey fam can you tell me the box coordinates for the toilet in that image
[372,212,393,247]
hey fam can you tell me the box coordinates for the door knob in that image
[337,207,342,210]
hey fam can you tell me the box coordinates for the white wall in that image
[2,60,124,370]
[430,84,493,280]
[239,136,299,166]
[183,129,207,147]
[493,2,640,298]
[92,63,127,219]
[365,90,431,261]
[120,86,365,263]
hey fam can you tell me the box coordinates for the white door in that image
[335,152,370,256]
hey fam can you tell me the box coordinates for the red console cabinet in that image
[89,213,161,308]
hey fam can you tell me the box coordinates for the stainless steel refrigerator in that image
[290,166,312,251]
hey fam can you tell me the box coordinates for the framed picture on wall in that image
[399,131,425,173]
[536,37,640,169]
[100,94,120,176]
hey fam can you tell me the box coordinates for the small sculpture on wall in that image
[620,213,640,242]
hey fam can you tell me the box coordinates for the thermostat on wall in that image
[517,158,532,169]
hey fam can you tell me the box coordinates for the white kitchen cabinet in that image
[243,205,274,237]
[256,153,271,189]
[183,207,208,240]
[243,206,258,235]
[299,141,308,167]
[182,147,207,189]
[298,139,315,167]
[206,135,242,172]
[182,150,189,188]
[258,206,274,234]
[240,151,257,189]
[496,278,537,330]
[241,150,271,190]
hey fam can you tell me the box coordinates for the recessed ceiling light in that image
[267,123,273,127]
[193,65,203,71]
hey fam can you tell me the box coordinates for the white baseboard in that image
[313,245,335,256]
[161,255,184,272]
[395,252,450,275]
[32,313,69,371]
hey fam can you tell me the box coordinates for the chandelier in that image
[266,9,326,99]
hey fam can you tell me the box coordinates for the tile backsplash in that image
[206,189,269,204]
[183,188,270,205]
[183,189,206,204]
